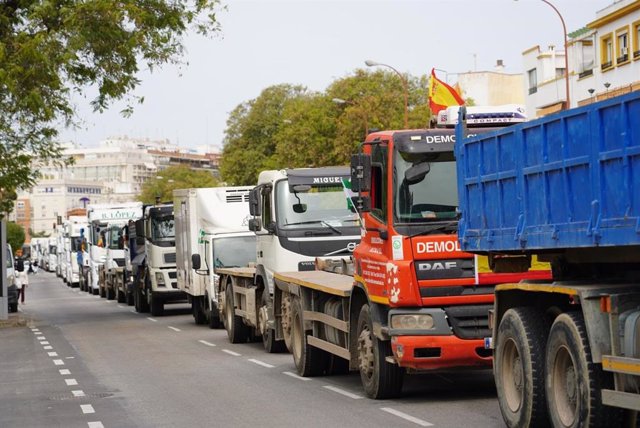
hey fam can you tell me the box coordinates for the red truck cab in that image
[351,126,549,372]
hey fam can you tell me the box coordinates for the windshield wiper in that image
[284,220,342,235]
[408,221,458,238]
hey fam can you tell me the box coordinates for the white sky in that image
[60,0,612,151]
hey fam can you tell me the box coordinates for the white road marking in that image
[147,317,157,322]
[72,390,85,397]
[222,349,241,356]
[66,357,75,359]
[323,385,363,400]
[80,404,95,414]
[248,358,274,368]
[198,340,216,347]
[88,422,104,428]
[43,346,53,350]
[36,336,45,340]
[168,326,181,332]
[40,341,49,345]
[283,371,311,381]
[65,378,78,386]
[53,359,64,366]
[380,408,433,427]
[130,310,137,314]
[48,352,59,357]
[32,330,41,334]
[59,369,71,375]
[118,305,125,308]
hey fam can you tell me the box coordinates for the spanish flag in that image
[428,68,464,115]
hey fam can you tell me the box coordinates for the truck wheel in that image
[495,307,549,428]
[135,287,149,313]
[126,291,134,306]
[259,291,286,353]
[545,312,622,428]
[107,286,115,300]
[357,304,404,399]
[224,284,249,343]
[99,286,106,298]
[193,297,206,325]
[291,296,327,376]
[208,298,222,329]
[117,290,126,303]
[92,287,99,296]
[150,295,164,316]
[281,293,293,352]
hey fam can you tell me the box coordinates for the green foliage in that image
[219,69,432,183]
[138,165,220,204]
[0,0,222,215]
[7,222,26,254]
[29,229,50,238]
[220,84,308,185]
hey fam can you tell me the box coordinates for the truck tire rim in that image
[501,338,523,412]
[357,327,374,379]
[281,295,292,341]
[552,345,577,426]
[225,288,233,328]
[259,304,269,336]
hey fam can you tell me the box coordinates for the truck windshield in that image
[71,237,83,252]
[151,215,174,240]
[276,181,358,229]
[394,151,458,224]
[108,228,122,250]
[212,236,256,269]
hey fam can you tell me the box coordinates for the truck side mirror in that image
[249,188,262,216]
[350,153,371,192]
[191,254,201,270]
[248,218,261,232]
[266,221,276,234]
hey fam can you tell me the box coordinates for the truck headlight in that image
[390,314,434,330]
[155,272,166,287]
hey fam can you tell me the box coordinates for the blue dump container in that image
[455,91,640,252]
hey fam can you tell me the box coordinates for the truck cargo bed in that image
[274,270,354,297]
[456,91,640,252]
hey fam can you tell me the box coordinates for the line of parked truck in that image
[41,92,640,426]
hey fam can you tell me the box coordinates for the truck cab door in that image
[255,184,277,294]
[355,143,392,302]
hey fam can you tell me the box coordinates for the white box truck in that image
[174,187,254,328]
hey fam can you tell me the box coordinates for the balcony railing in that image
[528,86,538,95]
[616,54,629,63]
[601,61,613,71]
[634,50,640,59]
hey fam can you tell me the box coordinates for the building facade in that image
[523,0,640,117]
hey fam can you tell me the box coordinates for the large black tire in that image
[150,295,164,316]
[545,312,622,428]
[291,296,328,377]
[135,286,149,313]
[260,291,286,353]
[357,304,404,399]
[99,285,106,298]
[92,287,99,296]
[495,307,549,428]
[224,283,249,343]
[106,285,115,300]
[207,297,222,329]
[126,290,134,306]
[117,289,126,303]
[193,297,206,325]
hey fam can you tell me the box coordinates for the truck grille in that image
[226,191,249,203]
[444,305,491,339]
[164,253,176,264]
[168,271,177,279]
[114,258,125,267]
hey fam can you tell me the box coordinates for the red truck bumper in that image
[390,335,492,371]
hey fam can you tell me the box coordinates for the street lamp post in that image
[364,60,409,128]
[517,0,570,109]
[332,98,370,140]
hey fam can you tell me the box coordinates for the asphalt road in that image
[0,271,504,428]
